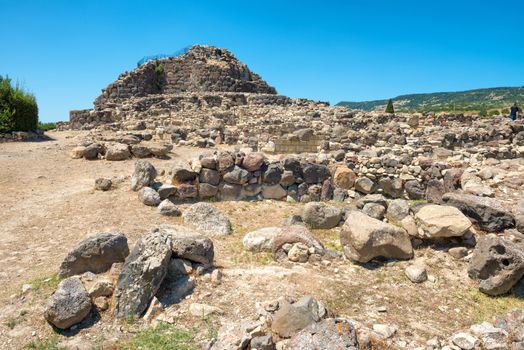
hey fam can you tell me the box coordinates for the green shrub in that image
[38,122,56,131]
[0,75,38,132]
[154,63,164,75]
[385,99,395,114]
[479,105,488,117]
[121,322,197,350]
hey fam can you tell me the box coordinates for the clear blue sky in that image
[1,0,523,122]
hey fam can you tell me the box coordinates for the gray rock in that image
[58,232,129,278]
[263,163,283,185]
[271,296,326,338]
[44,277,92,329]
[171,161,198,183]
[356,194,388,209]
[94,177,112,191]
[154,225,214,267]
[199,168,220,186]
[414,205,472,238]
[177,184,198,198]
[130,160,157,191]
[354,176,376,194]
[379,177,403,198]
[405,180,425,200]
[114,230,172,318]
[199,183,219,198]
[83,143,103,160]
[241,152,265,171]
[362,203,386,220]
[301,163,330,184]
[301,202,342,229]
[223,166,251,185]
[105,142,131,161]
[451,332,478,350]
[272,225,325,261]
[158,199,181,216]
[218,182,242,200]
[405,264,428,283]
[138,187,161,206]
[286,318,358,350]
[340,211,413,263]
[243,227,282,252]
[387,199,410,222]
[442,192,515,232]
[182,202,231,236]
[131,144,152,158]
[250,335,275,350]
[468,235,524,296]
[157,184,176,199]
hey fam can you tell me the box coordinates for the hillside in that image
[337,86,524,113]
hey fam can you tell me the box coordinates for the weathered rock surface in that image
[272,225,325,261]
[415,205,472,238]
[340,211,413,263]
[286,318,359,350]
[243,227,282,252]
[468,235,524,296]
[94,177,112,191]
[271,296,327,338]
[114,230,172,318]
[44,277,92,329]
[182,202,231,236]
[443,192,515,232]
[138,187,161,206]
[130,160,157,191]
[105,142,131,161]
[301,202,342,229]
[158,199,181,216]
[58,232,129,278]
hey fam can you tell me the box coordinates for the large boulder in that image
[301,202,342,229]
[58,232,129,278]
[272,225,325,260]
[130,160,157,191]
[263,163,283,185]
[340,211,413,263]
[286,318,359,350]
[155,225,214,267]
[105,142,131,161]
[414,205,472,238]
[182,202,231,236]
[114,230,172,318]
[442,192,515,232]
[468,235,524,296]
[44,277,92,329]
[243,227,282,252]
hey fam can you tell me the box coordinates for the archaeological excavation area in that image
[1,45,524,350]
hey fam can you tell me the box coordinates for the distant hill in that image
[337,87,524,114]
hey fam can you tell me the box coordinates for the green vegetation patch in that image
[0,75,39,132]
[119,322,197,350]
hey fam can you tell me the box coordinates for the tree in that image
[385,99,395,114]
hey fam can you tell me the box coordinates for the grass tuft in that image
[119,322,197,350]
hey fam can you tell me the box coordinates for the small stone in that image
[451,332,478,350]
[373,324,397,339]
[94,178,112,191]
[405,265,428,283]
[158,199,181,216]
[448,247,468,260]
[288,243,310,263]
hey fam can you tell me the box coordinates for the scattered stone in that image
[94,178,112,191]
[114,229,172,318]
[272,225,325,261]
[448,247,468,260]
[468,235,524,296]
[105,142,131,161]
[301,202,342,229]
[414,205,472,238]
[138,187,161,206]
[182,202,231,236]
[443,192,515,232]
[451,332,478,350]
[44,277,92,329]
[405,264,428,283]
[158,199,181,216]
[340,210,413,263]
[243,227,282,252]
[130,160,157,191]
[286,318,359,350]
[58,232,129,278]
[189,303,223,317]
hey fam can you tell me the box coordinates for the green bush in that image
[0,75,38,132]
[385,99,395,114]
[38,122,56,131]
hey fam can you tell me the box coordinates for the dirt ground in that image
[0,131,523,349]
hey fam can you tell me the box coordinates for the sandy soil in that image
[0,131,522,349]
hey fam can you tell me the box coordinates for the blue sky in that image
[1,1,523,122]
